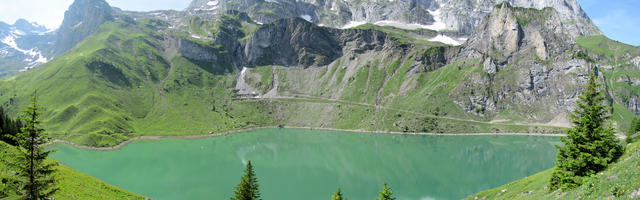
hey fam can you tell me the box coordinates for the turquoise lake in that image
[49,128,560,200]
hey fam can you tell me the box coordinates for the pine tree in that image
[332,188,346,200]
[627,117,640,142]
[548,71,624,191]
[0,106,23,146]
[376,182,395,200]
[231,161,260,200]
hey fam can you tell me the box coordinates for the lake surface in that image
[49,128,560,200]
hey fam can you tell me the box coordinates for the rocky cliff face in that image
[434,0,600,37]
[450,3,597,122]
[462,3,574,62]
[244,18,342,67]
[187,0,600,38]
[244,18,399,67]
[55,0,113,55]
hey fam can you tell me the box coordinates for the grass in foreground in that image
[0,141,146,200]
[464,139,640,200]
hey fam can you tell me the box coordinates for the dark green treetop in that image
[231,160,261,200]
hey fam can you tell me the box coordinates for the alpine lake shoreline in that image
[47,127,563,200]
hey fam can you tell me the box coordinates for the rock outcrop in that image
[244,18,341,67]
[55,0,114,55]
[462,3,573,63]
[244,17,398,67]
[452,3,592,121]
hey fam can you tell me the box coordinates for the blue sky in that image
[578,0,640,46]
[0,0,638,46]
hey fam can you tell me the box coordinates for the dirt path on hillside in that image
[242,94,567,129]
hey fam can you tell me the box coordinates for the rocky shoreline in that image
[50,126,566,151]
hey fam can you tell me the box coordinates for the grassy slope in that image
[464,139,640,200]
[0,142,145,199]
[576,35,640,131]
[0,18,277,147]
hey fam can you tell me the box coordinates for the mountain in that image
[0,0,637,147]
[186,0,600,37]
[0,0,114,77]
[54,0,114,55]
[0,0,603,76]
[0,19,54,76]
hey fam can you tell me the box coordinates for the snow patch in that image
[207,0,219,6]
[340,21,367,29]
[195,6,218,11]
[340,9,449,31]
[10,28,25,36]
[190,34,203,39]
[300,14,312,22]
[2,33,49,71]
[72,21,83,29]
[373,20,440,30]
[424,9,448,31]
[1,35,20,50]
[429,34,461,46]
[330,2,339,11]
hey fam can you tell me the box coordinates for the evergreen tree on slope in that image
[548,71,624,191]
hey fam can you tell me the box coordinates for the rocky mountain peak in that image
[12,19,47,33]
[507,0,601,36]
[55,0,114,55]
[462,2,574,63]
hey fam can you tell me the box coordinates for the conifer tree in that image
[548,71,624,191]
[332,188,345,200]
[376,182,395,200]
[231,161,260,200]
[627,117,640,142]
[5,91,58,199]
[0,106,23,146]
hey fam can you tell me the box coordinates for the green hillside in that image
[0,17,277,147]
[576,35,640,130]
[464,138,640,199]
[0,142,145,199]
